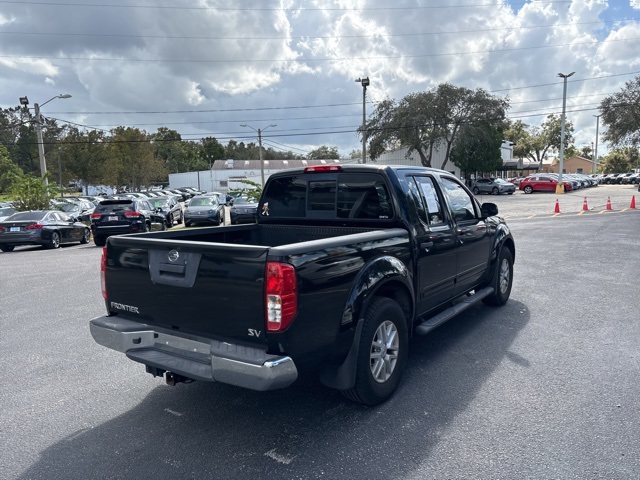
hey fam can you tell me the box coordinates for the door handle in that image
[420,242,434,251]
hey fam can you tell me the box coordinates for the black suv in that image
[91,199,160,246]
[148,195,183,228]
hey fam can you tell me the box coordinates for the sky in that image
[1,0,639,160]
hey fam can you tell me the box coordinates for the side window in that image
[415,176,445,225]
[440,177,477,222]
[406,176,428,224]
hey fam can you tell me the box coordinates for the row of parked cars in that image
[0,186,260,252]
[597,173,640,185]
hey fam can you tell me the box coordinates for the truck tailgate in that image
[105,236,270,345]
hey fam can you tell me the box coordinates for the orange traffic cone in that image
[554,199,560,213]
[582,197,589,211]
[606,196,612,210]
[631,196,636,209]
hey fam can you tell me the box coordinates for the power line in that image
[2,37,638,64]
[0,1,571,12]
[2,17,636,41]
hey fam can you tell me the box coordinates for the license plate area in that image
[10,227,20,232]
[108,216,118,221]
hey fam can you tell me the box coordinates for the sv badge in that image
[248,329,262,337]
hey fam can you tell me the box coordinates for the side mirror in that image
[480,202,498,218]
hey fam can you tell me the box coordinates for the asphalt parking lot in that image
[473,183,639,218]
[1,184,639,479]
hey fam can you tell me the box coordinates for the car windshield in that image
[152,199,170,208]
[60,203,81,212]
[0,207,16,216]
[5,211,47,221]
[190,197,217,207]
[234,198,258,206]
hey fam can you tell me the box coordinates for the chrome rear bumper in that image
[90,316,298,391]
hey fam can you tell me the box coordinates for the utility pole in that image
[556,72,575,194]
[593,114,601,175]
[240,123,277,187]
[355,77,369,163]
[19,94,72,186]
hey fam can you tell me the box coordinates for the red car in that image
[519,174,573,193]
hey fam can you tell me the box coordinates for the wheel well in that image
[369,281,413,334]
[502,238,515,263]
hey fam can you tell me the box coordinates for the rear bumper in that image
[89,316,298,391]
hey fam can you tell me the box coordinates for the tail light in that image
[101,247,107,300]
[265,262,297,332]
[91,213,101,219]
[124,211,141,218]
[0,226,4,232]
[26,223,43,230]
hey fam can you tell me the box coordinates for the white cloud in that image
[0,0,638,156]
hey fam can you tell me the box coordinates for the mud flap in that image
[318,318,364,390]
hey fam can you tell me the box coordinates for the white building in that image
[169,140,515,191]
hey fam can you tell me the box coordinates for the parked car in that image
[0,210,91,252]
[90,198,162,246]
[148,195,183,228]
[184,195,225,227]
[519,174,572,193]
[55,199,95,223]
[0,206,17,222]
[471,178,515,195]
[622,173,639,184]
[229,196,258,224]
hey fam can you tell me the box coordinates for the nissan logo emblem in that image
[168,250,180,262]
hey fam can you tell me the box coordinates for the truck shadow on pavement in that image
[19,301,529,480]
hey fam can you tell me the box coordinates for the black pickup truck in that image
[90,164,515,405]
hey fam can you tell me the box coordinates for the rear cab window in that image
[261,172,393,221]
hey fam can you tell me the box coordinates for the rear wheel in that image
[47,231,60,249]
[472,187,480,195]
[341,297,408,406]
[0,245,15,252]
[80,228,91,244]
[93,235,106,247]
[523,186,533,194]
[482,247,513,306]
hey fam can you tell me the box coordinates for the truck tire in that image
[341,297,408,406]
[482,247,513,306]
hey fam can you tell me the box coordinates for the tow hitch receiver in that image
[165,372,194,386]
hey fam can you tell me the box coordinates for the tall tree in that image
[450,122,504,175]
[600,75,640,148]
[201,136,225,168]
[0,144,23,193]
[366,84,509,169]
[60,128,109,193]
[505,115,574,170]
[107,127,166,191]
[601,149,631,173]
[307,146,339,159]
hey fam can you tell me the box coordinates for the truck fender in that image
[483,225,515,284]
[319,255,414,390]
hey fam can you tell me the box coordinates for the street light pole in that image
[593,114,601,175]
[355,77,369,163]
[19,94,72,185]
[556,72,574,194]
[240,123,277,187]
